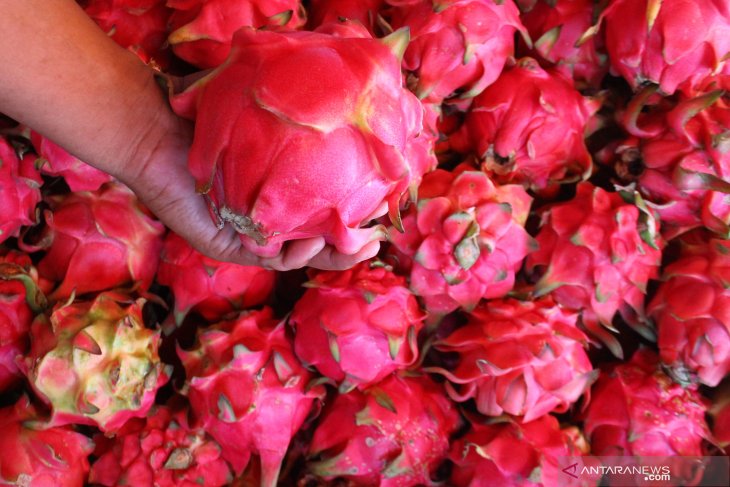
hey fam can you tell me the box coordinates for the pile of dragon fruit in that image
[2,0,730,485]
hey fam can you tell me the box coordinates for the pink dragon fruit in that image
[383,0,526,103]
[307,373,460,486]
[171,26,433,258]
[582,349,711,465]
[90,405,234,487]
[289,260,424,390]
[22,292,170,432]
[26,182,164,301]
[308,0,385,34]
[648,233,730,387]
[167,0,307,69]
[29,130,112,192]
[83,0,172,66]
[388,163,533,316]
[430,297,596,422]
[526,182,663,357]
[0,250,45,392]
[0,395,94,487]
[449,414,591,487]
[0,137,41,244]
[451,58,597,191]
[178,307,325,486]
[157,231,275,325]
[597,0,730,95]
[518,0,608,88]
[616,79,730,238]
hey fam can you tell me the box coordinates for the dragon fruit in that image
[157,232,275,325]
[648,233,730,387]
[90,405,234,487]
[29,130,112,192]
[22,292,170,432]
[451,58,597,191]
[597,0,730,95]
[167,0,307,69]
[582,348,712,457]
[430,297,596,422]
[0,137,41,244]
[290,260,424,390]
[83,0,172,66]
[526,182,663,357]
[383,0,526,103]
[0,250,45,392]
[307,373,459,486]
[178,307,325,486]
[616,79,730,238]
[308,0,385,34]
[518,0,607,88]
[449,414,590,487]
[0,395,94,487]
[388,163,532,316]
[171,26,433,258]
[26,182,164,301]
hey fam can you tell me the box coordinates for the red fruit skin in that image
[179,308,325,486]
[157,232,275,324]
[0,396,94,487]
[90,406,234,487]
[31,182,164,301]
[29,131,112,192]
[308,0,385,34]
[172,27,432,258]
[449,415,591,487]
[583,349,711,459]
[290,261,424,389]
[518,0,608,88]
[83,0,172,66]
[649,235,730,387]
[600,0,730,95]
[0,137,41,244]
[617,77,730,239]
[0,251,42,392]
[385,0,525,103]
[307,374,460,486]
[526,182,663,357]
[389,163,533,315]
[451,58,597,190]
[431,297,596,422]
[168,0,306,69]
[23,292,169,433]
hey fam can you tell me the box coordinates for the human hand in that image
[116,77,380,271]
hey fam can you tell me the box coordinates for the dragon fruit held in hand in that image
[172,26,433,258]
[22,292,170,433]
[290,260,424,390]
[0,395,94,487]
